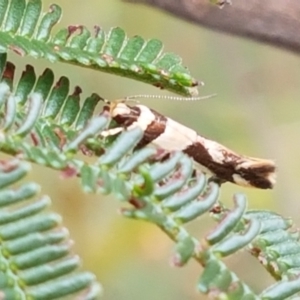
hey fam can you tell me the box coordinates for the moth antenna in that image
[124,94,217,101]
[123,99,140,105]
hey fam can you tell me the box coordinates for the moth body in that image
[103,103,276,189]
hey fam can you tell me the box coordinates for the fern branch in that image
[1,54,300,298]
[0,158,102,299]
[0,0,200,96]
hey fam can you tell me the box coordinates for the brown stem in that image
[124,0,300,54]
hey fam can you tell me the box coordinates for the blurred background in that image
[7,0,300,299]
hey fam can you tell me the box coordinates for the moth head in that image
[110,102,131,118]
[100,101,135,138]
[101,98,131,118]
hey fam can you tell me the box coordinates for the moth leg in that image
[208,175,226,186]
[101,113,137,138]
[145,149,171,163]
[101,127,124,138]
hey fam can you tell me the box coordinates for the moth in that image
[102,100,276,189]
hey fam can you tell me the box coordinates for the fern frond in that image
[246,210,300,299]
[210,203,300,299]
[1,53,300,299]
[0,0,200,96]
[0,159,101,299]
[0,56,261,297]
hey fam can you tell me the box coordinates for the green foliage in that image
[0,0,299,299]
[0,159,101,299]
[0,0,199,96]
